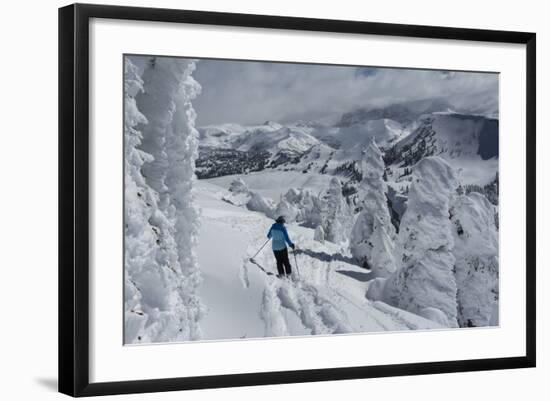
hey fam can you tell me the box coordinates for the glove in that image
[290,244,296,250]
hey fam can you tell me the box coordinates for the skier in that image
[267,216,296,277]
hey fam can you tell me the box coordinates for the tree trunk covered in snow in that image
[124,57,204,344]
[383,156,459,327]
[124,59,157,343]
[350,139,397,277]
[450,192,499,327]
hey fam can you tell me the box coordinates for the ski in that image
[249,258,298,281]
[248,258,275,276]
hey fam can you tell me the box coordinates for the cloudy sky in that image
[129,56,499,127]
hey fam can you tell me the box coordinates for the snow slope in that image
[195,180,443,341]
[206,170,334,201]
[198,123,248,148]
[198,121,320,162]
[386,113,499,186]
[235,123,319,155]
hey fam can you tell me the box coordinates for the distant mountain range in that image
[195,100,499,193]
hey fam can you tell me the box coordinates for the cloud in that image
[132,56,498,126]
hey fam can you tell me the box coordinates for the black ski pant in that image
[273,248,292,276]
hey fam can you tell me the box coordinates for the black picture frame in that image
[59,3,536,397]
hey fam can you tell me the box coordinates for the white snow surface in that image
[207,170,334,201]
[195,180,443,340]
[198,121,320,155]
[198,123,248,148]
[236,125,319,155]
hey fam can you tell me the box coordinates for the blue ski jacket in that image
[267,223,294,251]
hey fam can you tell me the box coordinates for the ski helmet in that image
[275,216,286,224]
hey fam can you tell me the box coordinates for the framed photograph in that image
[59,3,536,397]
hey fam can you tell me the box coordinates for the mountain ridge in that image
[197,103,498,188]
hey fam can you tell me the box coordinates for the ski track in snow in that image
[196,181,441,340]
[208,212,341,335]
[243,222,359,336]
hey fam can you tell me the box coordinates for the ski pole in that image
[293,249,301,279]
[250,238,270,261]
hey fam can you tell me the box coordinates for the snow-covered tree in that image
[246,191,276,218]
[314,225,325,243]
[291,188,324,228]
[163,59,204,340]
[271,188,325,228]
[124,57,205,343]
[322,177,352,244]
[222,177,252,207]
[283,188,302,203]
[450,192,499,327]
[350,139,397,277]
[383,156,459,327]
[273,198,299,223]
[300,190,325,228]
[229,177,249,194]
[124,58,158,343]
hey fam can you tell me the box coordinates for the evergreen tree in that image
[124,58,158,343]
[125,57,205,343]
[273,198,298,223]
[322,177,352,244]
[350,139,397,277]
[450,192,499,327]
[383,156,459,327]
[314,225,326,243]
